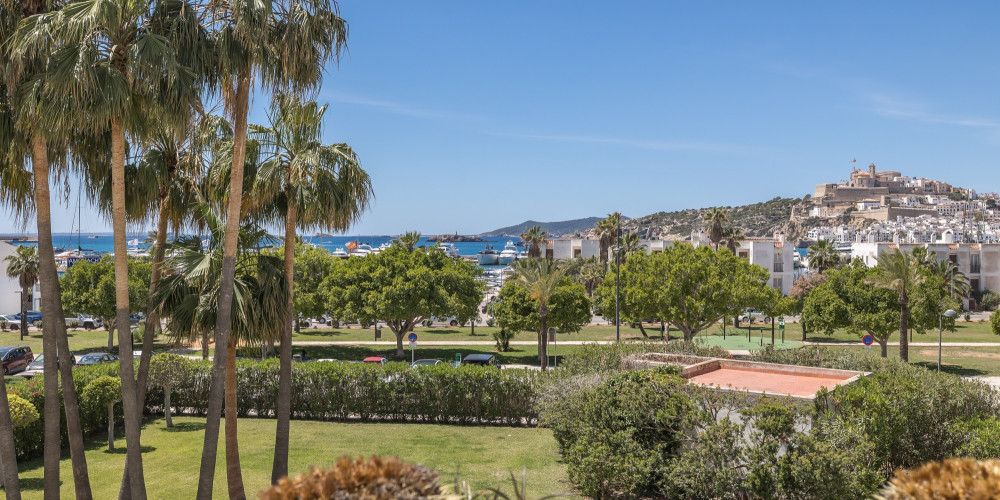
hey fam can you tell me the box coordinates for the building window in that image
[772,277,783,290]
[971,254,981,274]
[972,278,980,293]
[739,251,749,260]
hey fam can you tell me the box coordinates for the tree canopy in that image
[802,261,899,356]
[60,257,152,349]
[324,245,483,357]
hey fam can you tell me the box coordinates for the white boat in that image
[349,243,374,257]
[497,241,518,265]
[439,243,459,258]
[476,244,500,265]
[331,248,349,259]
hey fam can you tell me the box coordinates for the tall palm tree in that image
[196,1,348,495]
[596,212,622,264]
[807,239,842,273]
[867,249,925,362]
[932,259,971,300]
[247,93,371,483]
[6,4,97,496]
[520,225,548,259]
[393,231,420,252]
[516,259,564,371]
[618,232,646,260]
[576,258,604,297]
[4,245,39,341]
[703,207,729,247]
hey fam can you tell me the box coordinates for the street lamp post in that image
[938,309,957,372]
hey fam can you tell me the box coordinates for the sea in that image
[3,233,519,263]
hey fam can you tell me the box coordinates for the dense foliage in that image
[60,256,152,348]
[491,279,591,338]
[594,245,780,341]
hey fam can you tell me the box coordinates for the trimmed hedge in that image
[5,357,539,460]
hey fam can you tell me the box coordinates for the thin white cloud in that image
[322,91,481,121]
[495,132,763,153]
[863,92,1000,128]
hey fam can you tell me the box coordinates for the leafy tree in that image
[325,246,483,358]
[60,257,152,351]
[3,244,38,341]
[519,225,548,259]
[789,273,827,340]
[594,252,660,338]
[908,270,960,337]
[991,309,1000,337]
[148,353,192,428]
[807,239,842,273]
[867,250,925,362]
[82,376,122,451]
[802,261,899,357]
[492,263,591,369]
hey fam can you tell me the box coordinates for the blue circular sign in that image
[862,334,874,346]
[408,332,418,342]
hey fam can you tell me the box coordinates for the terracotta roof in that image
[949,245,959,250]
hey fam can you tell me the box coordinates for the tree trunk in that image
[539,306,548,371]
[107,402,115,451]
[225,339,246,499]
[0,370,22,498]
[111,118,147,499]
[801,320,807,341]
[395,331,405,358]
[118,193,169,499]
[271,202,296,484]
[880,339,888,358]
[19,287,26,341]
[164,386,173,428]
[636,322,649,339]
[899,297,909,362]
[197,69,250,500]
[33,134,93,499]
[202,332,209,360]
[107,327,114,352]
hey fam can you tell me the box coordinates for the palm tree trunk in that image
[271,202,296,484]
[0,372,22,499]
[111,118,147,499]
[225,339,246,499]
[197,69,251,500]
[119,193,169,500]
[539,306,548,371]
[33,134,94,499]
[899,297,909,362]
[202,331,209,360]
[18,287,26,341]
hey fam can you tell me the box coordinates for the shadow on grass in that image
[16,477,49,491]
[803,336,860,344]
[162,421,205,433]
[298,344,562,366]
[912,361,988,377]
[101,445,157,455]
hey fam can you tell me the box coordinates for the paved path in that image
[804,341,1000,347]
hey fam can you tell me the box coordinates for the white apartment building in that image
[857,200,881,211]
[691,231,794,294]
[850,242,1000,308]
[0,241,41,315]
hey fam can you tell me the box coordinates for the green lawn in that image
[15,417,573,499]
[824,345,1000,376]
[0,328,176,356]
[800,321,1000,344]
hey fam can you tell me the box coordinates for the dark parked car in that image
[461,353,501,368]
[0,346,34,375]
[76,353,118,366]
[19,352,76,378]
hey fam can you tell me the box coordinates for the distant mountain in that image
[624,196,817,241]
[480,217,608,237]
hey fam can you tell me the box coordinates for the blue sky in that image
[5,1,1000,235]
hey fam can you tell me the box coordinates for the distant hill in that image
[624,196,818,241]
[480,217,607,237]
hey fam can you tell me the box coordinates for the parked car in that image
[66,313,102,330]
[12,311,42,323]
[362,356,387,365]
[0,346,34,375]
[411,359,443,368]
[130,312,146,324]
[430,316,460,327]
[461,353,501,368]
[18,352,76,378]
[76,353,118,366]
[738,309,772,323]
[2,316,23,331]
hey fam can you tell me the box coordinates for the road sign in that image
[778,318,785,328]
[408,332,418,343]
[862,334,874,346]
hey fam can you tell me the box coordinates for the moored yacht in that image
[497,241,518,265]
[349,243,374,257]
[331,247,349,259]
[476,244,499,265]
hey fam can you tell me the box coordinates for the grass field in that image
[822,345,1000,377]
[14,417,572,499]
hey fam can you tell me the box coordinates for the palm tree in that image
[6,5,97,497]
[618,232,646,260]
[703,207,729,247]
[520,225,549,259]
[807,239,842,273]
[247,93,371,484]
[576,258,604,297]
[4,245,39,341]
[596,212,622,264]
[393,231,420,252]
[195,0,349,494]
[721,226,745,254]
[931,259,971,300]
[516,259,564,371]
[867,249,925,362]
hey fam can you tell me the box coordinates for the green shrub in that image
[955,416,1000,459]
[6,393,39,429]
[492,328,514,351]
[992,308,1000,336]
[979,289,1000,311]
[558,340,730,376]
